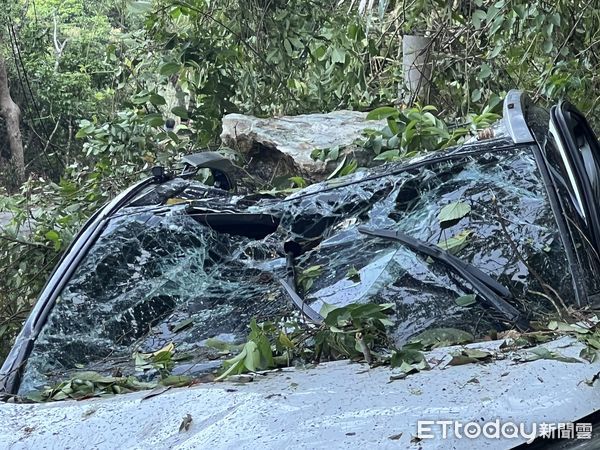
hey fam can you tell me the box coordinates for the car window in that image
[17,144,572,395]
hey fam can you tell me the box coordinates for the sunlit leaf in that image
[410,328,474,350]
[437,202,471,226]
[437,230,473,254]
[524,347,581,363]
[346,266,361,283]
[366,106,399,120]
[159,63,181,76]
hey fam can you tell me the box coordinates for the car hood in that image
[2,336,599,450]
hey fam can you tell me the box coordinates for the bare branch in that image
[52,13,68,72]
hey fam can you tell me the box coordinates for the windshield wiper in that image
[358,226,529,331]
[279,241,324,324]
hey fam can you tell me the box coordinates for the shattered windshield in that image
[18,142,572,394]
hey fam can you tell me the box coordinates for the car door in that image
[550,102,600,254]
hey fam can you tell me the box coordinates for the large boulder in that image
[220,110,386,181]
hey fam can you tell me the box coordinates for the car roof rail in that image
[503,89,535,144]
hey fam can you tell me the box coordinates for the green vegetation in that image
[1,0,600,365]
[23,305,600,401]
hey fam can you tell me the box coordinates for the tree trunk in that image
[0,55,25,184]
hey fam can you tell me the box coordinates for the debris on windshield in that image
[409,328,474,350]
[447,348,493,366]
[455,294,477,307]
[19,312,600,402]
[14,143,581,396]
[438,230,473,254]
[521,347,581,364]
[25,372,157,402]
[345,266,361,283]
[298,265,323,293]
[133,342,175,375]
[437,201,471,227]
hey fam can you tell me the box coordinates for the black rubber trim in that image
[280,141,531,204]
[551,103,600,254]
[358,226,529,330]
[529,132,587,307]
[0,176,158,396]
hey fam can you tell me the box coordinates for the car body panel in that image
[1,337,599,449]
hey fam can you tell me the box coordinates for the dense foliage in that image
[1,0,600,364]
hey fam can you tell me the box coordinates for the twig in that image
[52,14,68,72]
[489,195,567,318]
[0,234,48,248]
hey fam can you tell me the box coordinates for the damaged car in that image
[2,90,600,449]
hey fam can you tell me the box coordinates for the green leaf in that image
[45,230,61,250]
[278,332,294,349]
[327,146,340,161]
[131,92,151,104]
[472,9,487,29]
[249,319,274,369]
[374,149,399,161]
[159,62,182,77]
[455,294,477,307]
[479,63,492,79]
[327,156,349,179]
[331,47,346,64]
[346,266,361,283]
[144,113,165,127]
[215,344,250,381]
[410,328,474,350]
[171,318,193,333]
[242,340,260,372]
[314,45,327,61]
[319,302,338,319]
[580,347,598,363]
[366,107,399,120]
[387,135,400,149]
[437,230,473,254]
[75,123,95,139]
[149,93,166,106]
[547,321,590,334]
[204,338,243,353]
[513,5,526,19]
[171,106,189,119]
[524,347,581,363]
[284,39,293,56]
[391,348,426,367]
[489,44,503,59]
[448,348,492,366]
[437,202,471,225]
[289,176,307,188]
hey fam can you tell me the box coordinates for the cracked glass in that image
[18,142,573,394]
